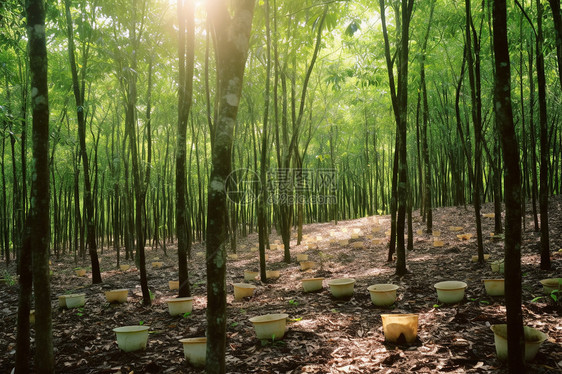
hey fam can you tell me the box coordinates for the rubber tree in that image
[176,0,195,297]
[64,0,102,283]
[493,0,525,370]
[206,1,255,372]
[379,0,413,276]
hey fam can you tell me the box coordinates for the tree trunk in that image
[536,0,551,270]
[206,1,255,372]
[548,0,562,90]
[64,0,102,284]
[177,0,195,298]
[26,0,54,370]
[379,0,413,275]
[493,0,525,370]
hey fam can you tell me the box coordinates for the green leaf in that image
[531,296,542,303]
[433,304,440,308]
[479,300,490,305]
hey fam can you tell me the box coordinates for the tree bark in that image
[493,0,525,370]
[26,0,54,370]
[379,0,413,276]
[536,0,551,270]
[177,0,195,298]
[206,1,255,372]
[64,0,102,284]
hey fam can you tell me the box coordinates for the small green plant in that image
[139,320,144,325]
[289,317,302,322]
[531,290,560,303]
[433,304,441,308]
[479,300,490,305]
[149,290,155,301]
[1,271,15,286]
[182,312,192,319]
[288,299,298,306]
[230,322,239,327]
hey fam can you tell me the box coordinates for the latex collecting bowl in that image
[434,281,467,304]
[490,324,547,361]
[169,281,180,290]
[380,314,418,344]
[300,261,316,271]
[151,261,163,268]
[301,278,324,292]
[119,264,130,271]
[249,313,289,340]
[367,284,399,306]
[243,270,258,281]
[266,270,280,279]
[482,279,505,296]
[166,297,194,316]
[113,325,150,352]
[75,269,86,277]
[60,293,86,308]
[105,289,128,303]
[296,254,309,262]
[471,254,490,262]
[540,278,562,295]
[179,337,207,368]
[327,278,356,299]
[233,283,256,300]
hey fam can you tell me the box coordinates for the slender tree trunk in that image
[493,0,525,370]
[379,0,413,275]
[259,0,272,282]
[64,0,101,283]
[548,0,562,90]
[420,0,435,233]
[465,0,485,263]
[176,0,195,297]
[536,0,551,270]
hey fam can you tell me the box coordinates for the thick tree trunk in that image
[206,1,255,372]
[26,0,54,370]
[493,0,525,371]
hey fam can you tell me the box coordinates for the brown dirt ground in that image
[1,197,561,373]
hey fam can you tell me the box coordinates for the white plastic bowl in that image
[233,283,256,300]
[434,281,467,304]
[327,278,356,298]
[301,278,324,292]
[249,313,289,340]
[179,337,206,367]
[105,289,128,303]
[166,297,194,316]
[113,325,150,352]
[368,284,399,306]
[490,324,547,361]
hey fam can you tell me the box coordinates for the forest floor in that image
[1,198,562,373]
